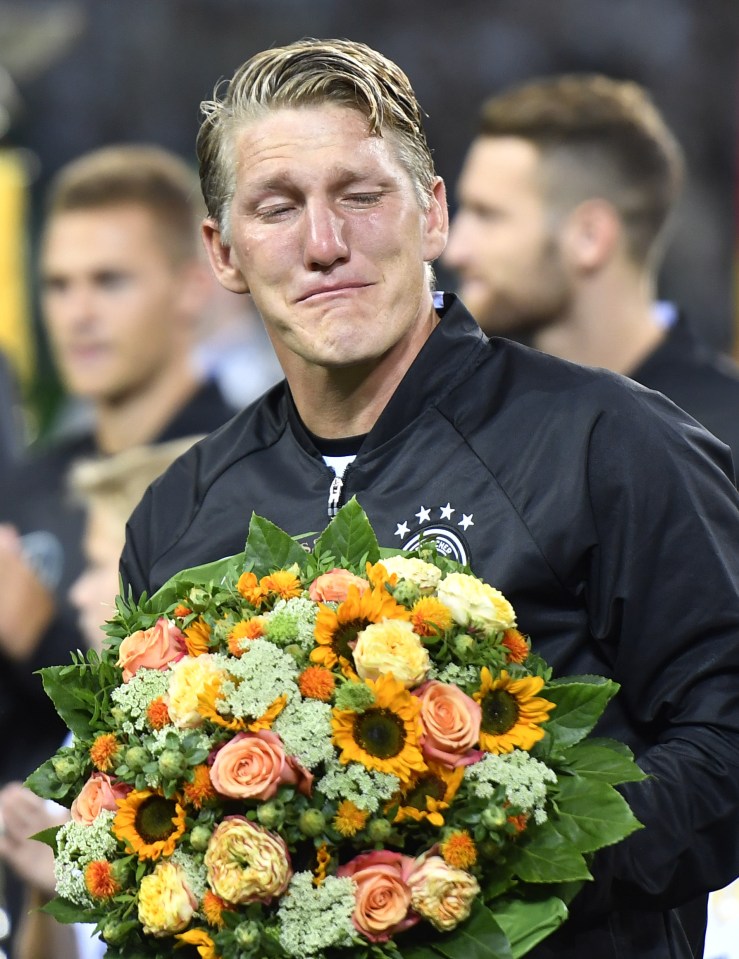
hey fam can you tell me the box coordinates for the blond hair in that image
[197,38,436,241]
[46,144,203,264]
[478,74,685,265]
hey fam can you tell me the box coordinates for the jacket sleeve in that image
[582,395,739,912]
[119,485,156,601]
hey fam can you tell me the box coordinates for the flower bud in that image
[298,808,326,837]
[158,749,185,779]
[256,799,285,830]
[481,806,508,830]
[283,643,304,663]
[366,818,393,842]
[234,920,261,949]
[110,706,128,726]
[189,824,212,852]
[51,753,83,783]
[109,859,132,887]
[188,587,210,608]
[124,746,149,771]
[101,919,129,945]
[452,634,476,657]
[391,579,421,606]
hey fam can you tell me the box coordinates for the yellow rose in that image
[379,557,442,593]
[138,861,196,936]
[354,620,430,687]
[408,854,480,931]
[205,815,291,905]
[167,655,227,728]
[437,573,516,633]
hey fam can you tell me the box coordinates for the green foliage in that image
[542,677,619,748]
[39,649,120,739]
[492,896,569,959]
[314,496,381,569]
[399,901,514,959]
[243,512,310,578]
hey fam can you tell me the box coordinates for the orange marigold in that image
[202,890,231,928]
[507,812,529,834]
[261,570,302,600]
[147,697,171,730]
[90,734,120,772]
[227,617,267,656]
[173,604,192,619]
[411,596,453,637]
[333,800,369,837]
[184,618,211,656]
[84,860,120,899]
[502,628,529,664]
[440,830,478,870]
[298,666,336,702]
[183,764,217,809]
[237,571,267,607]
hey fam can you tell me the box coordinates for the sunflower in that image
[474,668,555,754]
[175,929,219,959]
[113,789,187,860]
[392,762,464,827]
[332,673,426,782]
[312,585,410,676]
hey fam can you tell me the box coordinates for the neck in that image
[532,265,665,375]
[94,358,201,454]
[284,302,439,438]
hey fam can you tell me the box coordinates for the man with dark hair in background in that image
[443,73,739,462]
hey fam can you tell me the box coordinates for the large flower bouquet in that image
[28,500,643,959]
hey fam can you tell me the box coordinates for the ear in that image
[422,177,450,263]
[561,198,621,272]
[201,218,250,294]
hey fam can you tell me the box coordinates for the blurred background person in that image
[0,143,239,949]
[0,436,203,959]
[443,73,739,463]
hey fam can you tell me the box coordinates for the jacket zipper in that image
[327,475,343,518]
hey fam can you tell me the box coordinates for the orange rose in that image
[337,850,420,943]
[415,681,483,768]
[117,617,185,683]
[209,730,312,801]
[71,772,132,824]
[309,568,369,603]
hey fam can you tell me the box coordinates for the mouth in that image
[297,282,371,304]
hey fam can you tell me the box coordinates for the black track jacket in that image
[121,294,739,959]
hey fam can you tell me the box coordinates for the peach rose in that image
[205,815,291,904]
[415,681,483,768]
[137,861,197,936]
[309,568,369,603]
[71,772,132,824]
[337,850,420,943]
[209,730,312,801]
[354,619,430,688]
[408,854,480,931]
[117,617,185,683]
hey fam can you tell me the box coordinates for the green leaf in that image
[38,664,98,738]
[400,901,513,959]
[557,738,646,784]
[149,553,244,608]
[543,678,619,748]
[314,498,381,569]
[41,896,93,924]
[24,757,74,802]
[30,824,62,854]
[551,776,643,853]
[492,896,569,958]
[510,822,593,883]
[243,512,310,578]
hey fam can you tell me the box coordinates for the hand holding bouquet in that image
[28,500,643,958]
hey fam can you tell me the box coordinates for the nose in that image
[303,202,349,270]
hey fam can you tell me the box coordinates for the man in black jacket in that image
[120,40,739,959]
[442,73,739,464]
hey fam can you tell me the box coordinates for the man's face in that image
[41,205,192,402]
[203,104,447,377]
[443,137,573,336]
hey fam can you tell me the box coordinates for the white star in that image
[394,521,410,538]
[458,513,474,531]
[415,506,431,523]
[440,502,455,520]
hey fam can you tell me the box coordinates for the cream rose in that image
[337,850,420,943]
[415,681,482,768]
[437,573,516,632]
[379,556,442,593]
[70,772,131,824]
[205,815,291,905]
[408,854,480,931]
[309,567,369,603]
[137,861,197,936]
[117,617,185,683]
[209,730,313,800]
[167,654,227,728]
[354,619,430,688]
